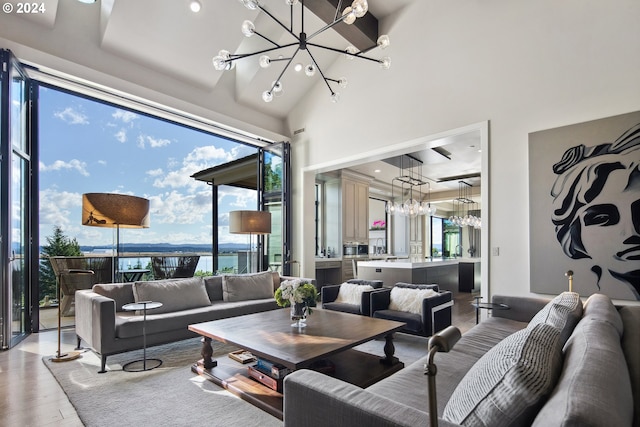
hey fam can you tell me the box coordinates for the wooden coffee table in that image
[188,308,406,419]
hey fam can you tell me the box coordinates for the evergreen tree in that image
[39,226,82,302]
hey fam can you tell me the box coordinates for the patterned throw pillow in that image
[334,282,374,305]
[443,322,563,426]
[528,291,582,345]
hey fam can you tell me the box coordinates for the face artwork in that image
[551,123,640,299]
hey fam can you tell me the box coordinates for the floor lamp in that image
[50,268,93,362]
[229,210,271,273]
[82,193,150,282]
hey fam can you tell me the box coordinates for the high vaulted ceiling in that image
[1,0,480,206]
[7,0,410,119]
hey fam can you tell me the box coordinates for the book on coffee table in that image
[228,350,257,364]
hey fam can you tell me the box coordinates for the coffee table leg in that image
[200,337,217,369]
[381,333,399,366]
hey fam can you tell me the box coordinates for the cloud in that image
[152,145,242,190]
[54,107,89,125]
[115,128,127,143]
[40,159,90,177]
[112,109,138,123]
[39,188,83,230]
[148,190,212,225]
[146,168,164,177]
[137,134,172,149]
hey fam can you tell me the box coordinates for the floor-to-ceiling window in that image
[0,62,292,340]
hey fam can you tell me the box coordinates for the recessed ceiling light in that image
[374,169,381,173]
[77,0,97,3]
[190,0,202,12]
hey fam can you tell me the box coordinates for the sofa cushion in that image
[222,271,275,302]
[204,276,223,301]
[373,309,422,333]
[531,303,633,427]
[582,293,624,336]
[334,282,374,305]
[388,286,438,315]
[619,305,640,427]
[92,283,135,312]
[443,322,563,426]
[528,291,582,345]
[132,277,210,314]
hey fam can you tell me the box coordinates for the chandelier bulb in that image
[344,45,358,60]
[241,20,255,37]
[294,63,303,72]
[189,0,201,13]
[380,57,391,70]
[272,81,283,96]
[330,92,340,103]
[262,90,274,103]
[342,7,356,25]
[377,35,390,49]
[304,64,316,77]
[259,55,271,68]
[285,0,299,5]
[338,77,348,88]
[242,0,259,10]
[351,0,368,18]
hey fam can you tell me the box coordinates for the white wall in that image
[289,0,640,299]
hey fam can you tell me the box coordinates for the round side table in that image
[471,296,509,324]
[122,301,163,372]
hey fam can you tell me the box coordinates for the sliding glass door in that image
[1,49,36,348]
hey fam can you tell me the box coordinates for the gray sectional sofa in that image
[283,292,640,426]
[75,271,315,373]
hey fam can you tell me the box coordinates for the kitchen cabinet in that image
[315,259,342,289]
[342,177,369,243]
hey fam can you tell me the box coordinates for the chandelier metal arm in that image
[228,42,298,63]
[306,14,349,42]
[306,42,384,64]
[306,48,335,95]
[257,4,298,40]
[253,30,283,48]
[268,49,301,93]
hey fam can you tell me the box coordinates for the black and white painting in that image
[529,111,640,300]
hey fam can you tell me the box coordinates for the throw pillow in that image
[528,291,582,345]
[388,286,437,314]
[443,322,563,426]
[222,271,274,302]
[132,276,210,314]
[92,283,135,312]
[334,282,374,305]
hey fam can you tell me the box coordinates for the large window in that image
[36,86,258,328]
[430,216,460,258]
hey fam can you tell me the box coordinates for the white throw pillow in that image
[388,287,438,314]
[334,282,373,305]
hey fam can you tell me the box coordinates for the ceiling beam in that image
[304,0,379,51]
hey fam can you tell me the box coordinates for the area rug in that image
[43,333,429,427]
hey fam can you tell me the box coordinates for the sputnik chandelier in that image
[212,0,391,103]
[385,155,437,218]
[448,181,482,229]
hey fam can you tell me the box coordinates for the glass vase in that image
[291,302,308,328]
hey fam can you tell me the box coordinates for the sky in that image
[38,86,258,248]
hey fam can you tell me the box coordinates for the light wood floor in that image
[0,291,477,426]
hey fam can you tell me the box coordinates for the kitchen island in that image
[357,258,480,292]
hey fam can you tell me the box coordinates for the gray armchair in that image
[371,283,453,336]
[321,279,383,316]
